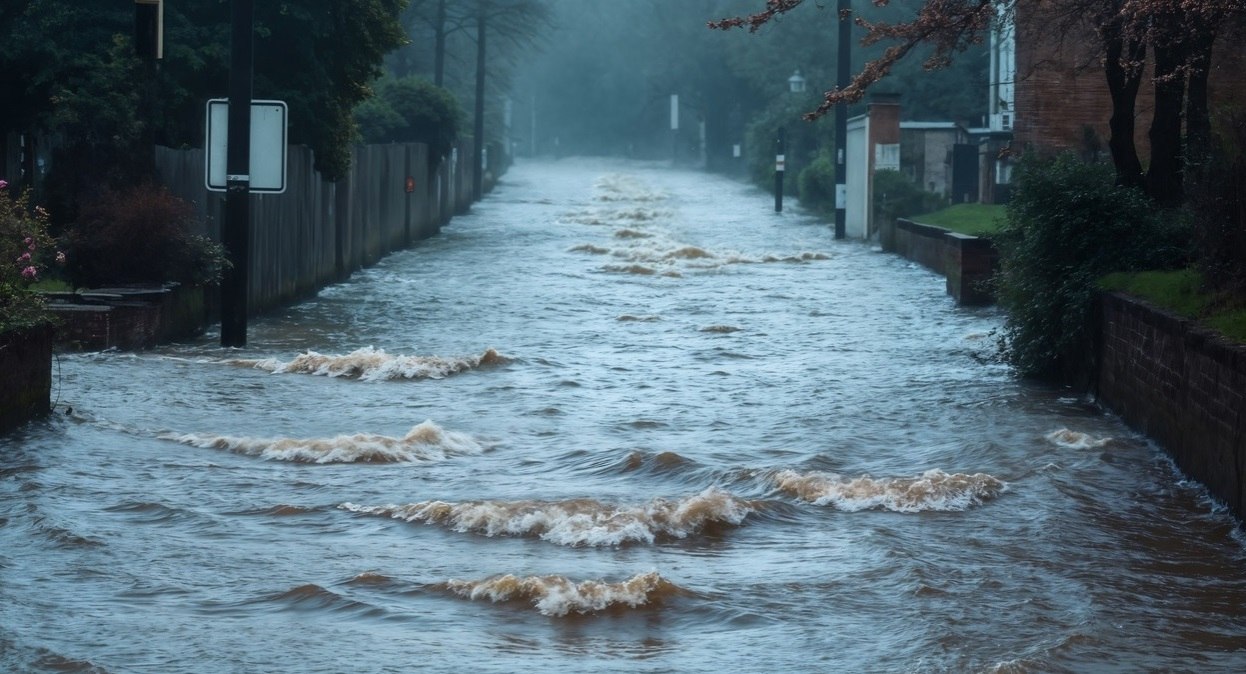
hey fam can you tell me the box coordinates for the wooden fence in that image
[155,140,477,315]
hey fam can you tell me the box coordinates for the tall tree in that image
[465,0,551,198]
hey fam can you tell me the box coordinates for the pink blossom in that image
[21,266,37,280]
[17,252,31,263]
[0,179,7,190]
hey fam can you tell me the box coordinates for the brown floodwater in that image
[3,159,1245,673]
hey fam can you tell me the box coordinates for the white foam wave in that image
[1045,428,1112,449]
[228,346,507,381]
[593,174,668,202]
[773,469,1006,512]
[339,487,753,546]
[443,571,682,616]
[161,421,484,464]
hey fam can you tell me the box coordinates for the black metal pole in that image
[221,0,252,347]
[834,0,850,239]
[775,127,786,213]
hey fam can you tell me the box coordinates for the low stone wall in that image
[46,284,207,351]
[0,325,52,432]
[880,218,996,306]
[1096,292,1246,518]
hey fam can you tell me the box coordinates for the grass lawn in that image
[29,278,73,293]
[910,203,1007,237]
[1099,269,1246,344]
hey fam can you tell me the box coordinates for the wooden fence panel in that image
[154,141,475,317]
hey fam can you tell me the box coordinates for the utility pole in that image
[221,0,253,347]
[834,0,850,239]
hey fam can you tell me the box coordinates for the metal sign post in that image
[221,0,253,348]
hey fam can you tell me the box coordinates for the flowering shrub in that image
[0,179,60,333]
[63,184,229,288]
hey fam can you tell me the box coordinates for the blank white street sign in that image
[205,99,287,193]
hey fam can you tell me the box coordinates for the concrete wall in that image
[1096,292,1246,519]
[0,326,51,432]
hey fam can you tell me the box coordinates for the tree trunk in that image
[1184,27,1216,163]
[1102,22,1145,190]
[1147,40,1187,207]
[434,0,447,87]
[473,7,486,201]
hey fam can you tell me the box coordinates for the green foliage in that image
[744,97,825,192]
[912,203,1006,236]
[798,151,836,214]
[0,0,410,190]
[355,76,463,164]
[873,170,946,226]
[0,180,57,333]
[1186,111,1246,296]
[1099,269,1246,344]
[1099,270,1210,316]
[995,153,1191,381]
[63,185,229,289]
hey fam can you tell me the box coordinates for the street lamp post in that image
[788,69,806,94]
[776,70,805,213]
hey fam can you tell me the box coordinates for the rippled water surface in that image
[4,160,1246,673]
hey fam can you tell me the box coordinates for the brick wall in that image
[1013,2,1246,156]
[881,219,997,306]
[0,326,52,432]
[1097,292,1246,518]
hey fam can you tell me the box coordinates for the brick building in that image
[1005,1,1246,158]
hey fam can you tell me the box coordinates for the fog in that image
[509,0,988,165]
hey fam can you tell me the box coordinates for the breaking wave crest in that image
[228,347,507,381]
[1045,428,1112,449]
[602,264,682,278]
[161,421,484,464]
[772,469,1006,512]
[338,487,753,546]
[593,173,668,202]
[614,228,652,239]
[440,571,686,616]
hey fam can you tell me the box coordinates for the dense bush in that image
[354,76,462,166]
[872,169,946,225]
[995,153,1191,381]
[0,179,58,333]
[744,97,825,195]
[62,185,228,289]
[1187,111,1246,299]
[797,152,836,214]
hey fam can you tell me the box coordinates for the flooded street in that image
[3,159,1246,673]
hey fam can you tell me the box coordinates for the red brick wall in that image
[1014,2,1246,157]
[0,326,51,431]
[1097,292,1246,519]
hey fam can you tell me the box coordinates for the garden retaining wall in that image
[880,218,997,305]
[1096,291,1246,520]
[0,326,52,431]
